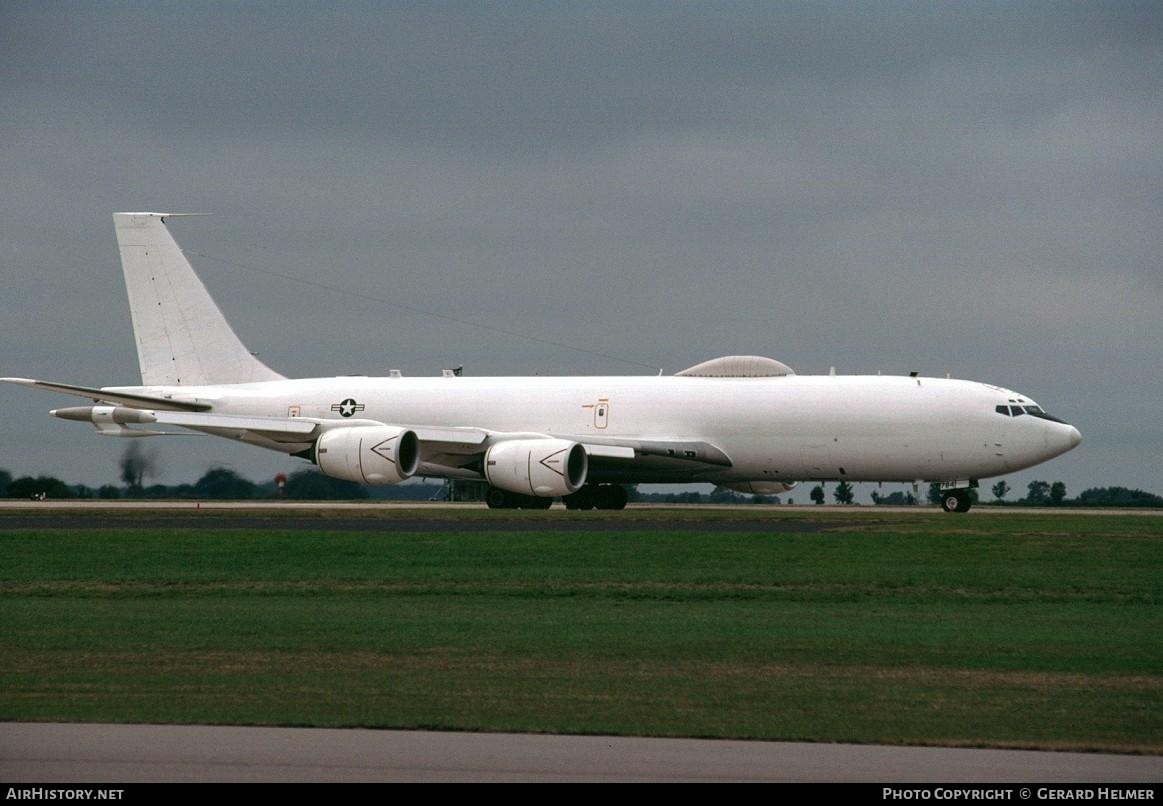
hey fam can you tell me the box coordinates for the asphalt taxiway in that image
[4,723,1162,783]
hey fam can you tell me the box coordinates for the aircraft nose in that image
[1041,422,1081,461]
[1051,423,1082,457]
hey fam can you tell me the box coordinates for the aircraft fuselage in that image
[109,373,1081,486]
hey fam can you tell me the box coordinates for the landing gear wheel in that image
[594,485,629,510]
[565,485,627,510]
[941,490,972,513]
[486,487,511,509]
[563,488,596,510]
[487,487,554,509]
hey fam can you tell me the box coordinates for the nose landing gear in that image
[940,489,973,513]
[935,479,979,513]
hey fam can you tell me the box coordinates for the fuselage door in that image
[594,398,610,429]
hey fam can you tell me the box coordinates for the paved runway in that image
[3,723,1161,782]
[3,500,1157,533]
[0,500,850,532]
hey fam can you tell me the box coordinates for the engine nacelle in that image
[485,438,588,498]
[315,426,420,485]
[722,481,799,495]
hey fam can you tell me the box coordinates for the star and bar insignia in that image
[331,398,365,418]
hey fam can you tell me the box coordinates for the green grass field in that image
[1,509,1160,752]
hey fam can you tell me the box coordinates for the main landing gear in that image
[484,484,629,510]
[563,484,629,511]
[484,488,553,510]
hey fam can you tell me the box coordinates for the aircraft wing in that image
[11,372,733,481]
[41,401,729,478]
[417,431,728,481]
[2,377,212,411]
[410,429,729,481]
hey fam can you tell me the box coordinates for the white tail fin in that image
[113,213,284,386]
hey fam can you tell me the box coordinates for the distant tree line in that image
[1,465,1161,507]
[981,479,1163,508]
[1072,487,1163,507]
[0,467,434,502]
[809,479,1163,508]
[630,486,782,505]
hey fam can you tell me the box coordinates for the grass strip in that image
[1,513,1159,751]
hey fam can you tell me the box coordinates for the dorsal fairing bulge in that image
[675,355,795,377]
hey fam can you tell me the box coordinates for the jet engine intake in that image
[485,438,588,498]
[315,426,420,485]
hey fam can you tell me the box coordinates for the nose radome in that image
[1069,426,1082,449]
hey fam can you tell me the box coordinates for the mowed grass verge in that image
[1,510,1159,751]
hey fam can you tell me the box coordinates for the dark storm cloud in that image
[8,2,1160,150]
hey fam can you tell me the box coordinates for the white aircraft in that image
[4,213,1081,512]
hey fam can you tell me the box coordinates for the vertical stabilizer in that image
[113,213,284,386]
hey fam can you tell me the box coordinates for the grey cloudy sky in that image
[2,1,1160,498]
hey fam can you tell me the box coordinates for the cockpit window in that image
[1024,405,1067,424]
[994,402,1067,423]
